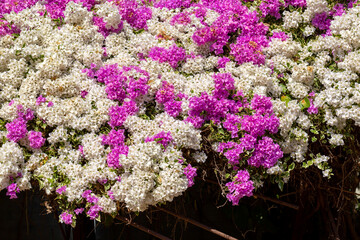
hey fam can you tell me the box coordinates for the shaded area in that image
[1,179,359,240]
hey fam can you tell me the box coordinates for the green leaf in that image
[310,128,319,134]
[280,84,287,93]
[133,29,145,34]
[288,163,295,171]
[71,220,76,228]
[281,95,291,102]
[278,181,284,191]
[299,97,311,110]
[39,181,45,190]
[281,95,291,107]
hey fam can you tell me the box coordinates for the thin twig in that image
[327,204,340,240]
[155,206,239,240]
[204,178,299,210]
[115,215,171,240]
[253,194,299,210]
[279,191,298,198]
[319,186,360,196]
[86,221,98,238]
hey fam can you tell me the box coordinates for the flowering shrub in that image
[0,0,359,230]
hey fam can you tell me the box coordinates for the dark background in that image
[0,182,322,240]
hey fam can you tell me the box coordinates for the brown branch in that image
[204,178,299,210]
[278,191,298,198]
[319,186,360,196]
[345,213,359,240]
[115,215,171,240]
[253,194,299,210]
[155,206,239,240]
[327,205,340,240]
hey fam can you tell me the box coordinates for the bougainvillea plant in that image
[0,0,359,229]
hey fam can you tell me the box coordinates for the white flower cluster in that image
[222,62,280,96]
[0,142,30,191]
[0,1,208,214]
[111,142,188,211]
[1,0,359,223]
[283,11,302,29]
[124,113,202,149]
[302,0,329,23]
[95,1,122,29]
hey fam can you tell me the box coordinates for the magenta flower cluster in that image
[155,81,186,117]
[307,93,318,115]
[6,183,20,199]
[185,72,282,204]
[225,170,254,205]
[6,105,38,144]
[74,208,84,215]
[92,15,123,37]
[259,0,283,19]
[247,137,283,168]
[102,129,128,168]
[87,205,102,220]
[0,0,38,19]
[40,0,96,19]
[183,164,197,187]
[230,35,269,65]
[217,57,230,69]
[218,94,282,204]
[28,131,46,149]
[0,19,20,37]
[192,2,252,55]
[6,118,28,143]
[186,73,246,128]
[1,0,153,38]
[217,134,257,165]
[145,131,174,149]
[36,95,47,106]
[188,0,271,60]
[81,190,102,220]
[312,12,331,31]
[86,64,150,128]
[154,0,192,9]
[111,0,152,30]
[155,81,175,104]
[148,45,187,68]
[56,185,67,195]
[60,212,73,225]
[270,31,289,41]
[82,190,99,204]
[187,0,307,63]
[311,3,346,36]
[170,12,191,25]
[108,100,138,127]
[95,65,150,102]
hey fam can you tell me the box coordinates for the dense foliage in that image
[0,0,359,237]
